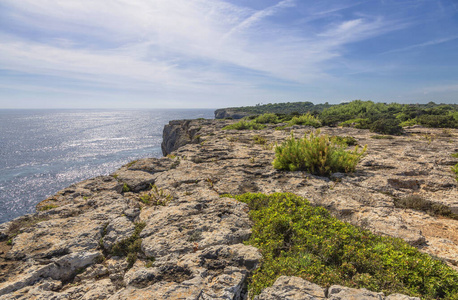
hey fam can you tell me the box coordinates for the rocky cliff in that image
[214,108,253,119]
[0,119,457,299]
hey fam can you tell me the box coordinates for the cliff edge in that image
[0,119,457,299]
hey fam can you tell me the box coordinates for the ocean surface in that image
[0,109,214,224]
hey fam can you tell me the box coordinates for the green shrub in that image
[139,185,172,206]
[254,113,280,124]
[111,222,146,268]
[330,136,358,146]
[253,135,267,145]
[272,131,366,176]
[222,120,266,130]
[452,164,458,181]
[416,114,457,128]
[122,183,131,193]
[370,119,403,135]
[452,154,458,181]
[224,193,458,299]
[399,119,418,127]
[339,118,370,129]
[288,113,322,128]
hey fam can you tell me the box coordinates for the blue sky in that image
[0,0,457,108]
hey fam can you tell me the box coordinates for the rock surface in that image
[0,119,457,299]
[255,276,421,300]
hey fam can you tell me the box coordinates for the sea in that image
[0,109,214,224]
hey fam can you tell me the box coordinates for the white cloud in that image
[0,0,414,107]
[382,36,458,54]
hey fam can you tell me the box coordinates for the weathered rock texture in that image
[255,276,420,300]
[0,119,457,299]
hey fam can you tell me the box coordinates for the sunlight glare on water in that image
[0,109,214,223]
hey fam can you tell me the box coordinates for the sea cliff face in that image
[214,108,253,119]
[0,119,457,299]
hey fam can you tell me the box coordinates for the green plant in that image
[330,136,358,146]
[223,193,458,299]
[272,130,366,176]
[288,113,322,128]
[37,204,58,211]
[253,113,280,124]
[399,119,418,127]
[139,185,172,206]
[253,135,267,145]
[122,183,131,193]
[111,222,146,268]
[370,119,403,135]
[222,120,266,130]
[452,161,458,182]
[339,118,370,129]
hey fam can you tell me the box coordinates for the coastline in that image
[0,118,457,299]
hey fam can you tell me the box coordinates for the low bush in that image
[111,222,146,268]
[272,131,366,176]
[416,114,457,128]
[253,135,267,145]
[288,113,322,128]
[370,119,403,135]
[222,120,266,130]
[253,113,280,124]
[339,118,370,129]
[224,193,458,299]
[330,136,358,146]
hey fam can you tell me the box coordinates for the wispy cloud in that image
[1,0,453,107]
[382,35,458,54]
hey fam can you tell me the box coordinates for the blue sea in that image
[0,109,214,224]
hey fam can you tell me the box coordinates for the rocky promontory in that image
[214,109,253,120]
[0,119,457,299]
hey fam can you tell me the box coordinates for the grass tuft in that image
[272,130,366,176]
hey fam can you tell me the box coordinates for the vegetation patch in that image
[139,184,172,206]
[252,135,267,145]
[111,222,147,268]
[272,130,366,176]
[37,204,59,211]
[452,153,458,181]
[330,135,358,146]
[394,195,458,220]
[222,120,266,130]
[122,183,131,193]
[224,192,458,299]
[221,100,458,131]
[253,113,280,124]
[287,113,322,128]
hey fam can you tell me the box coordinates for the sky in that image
[0,0,457,109]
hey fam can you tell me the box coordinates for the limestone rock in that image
[255,276,326,299]
[0,119,456,299]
